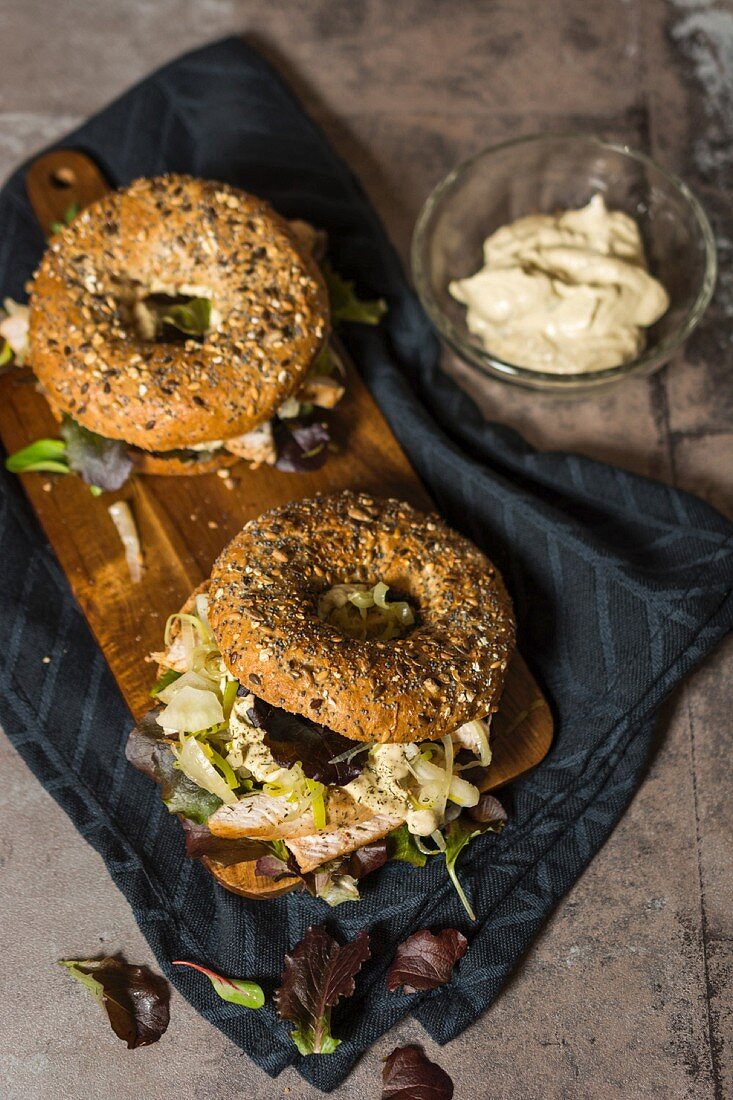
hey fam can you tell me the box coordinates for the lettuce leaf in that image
[60,415,133,491]
[382,1044,454,1099]
[468,791,509,826]
[323,263,387,326]
[348,839,389,879]
[59,956,169,1048]
[387,825,427,867]
[5,417,134,492]
[5,438,70,475]
[150,668,182,698]
[161,298,211,336]
[274,416,332,473]
[442,799,507,921]
[50,202,79,236]
[249,696,365,785]
[274,925,370,1055]
[258,838,387,905]
[125,711,221,824]
[172,961,264,1008]
[387,928,468,994]
[179,819,272,866]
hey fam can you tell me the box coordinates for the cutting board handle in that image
[25,150,109,236]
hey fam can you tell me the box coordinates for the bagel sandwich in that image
[4,176,385,490]
[126,491,515,915]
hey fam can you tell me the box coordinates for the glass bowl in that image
[411,134,717,392]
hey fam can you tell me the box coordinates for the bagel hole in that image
[317,581,418,642]
[132,293,212,343]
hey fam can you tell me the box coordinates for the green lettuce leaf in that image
[50,202,79,235]
[150,668,182,698]
[5,438,70,475]
[387,825,427,867]
[161,298,211,336]
[442,807,506,921]
[163,774,221,823]
[125,711,222,824]
[172,961,264,1008]
[323,263,387,326]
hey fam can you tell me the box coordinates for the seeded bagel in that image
[29,174,329,451]
[208,491,516,744]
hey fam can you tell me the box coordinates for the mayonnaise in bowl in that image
[449,195,669,375]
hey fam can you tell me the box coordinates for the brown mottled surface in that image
[0,3,731,1098]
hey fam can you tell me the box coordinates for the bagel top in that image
[28,175,329,450]
[208,491,516,744]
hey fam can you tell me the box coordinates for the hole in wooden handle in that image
[50,167,76,189]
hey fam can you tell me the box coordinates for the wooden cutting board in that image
[3,151,553,807]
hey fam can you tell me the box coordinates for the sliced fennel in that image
[318,580,414,641]
[156,685,224,734]
[199,740,240,791]
[156,669,215,705]
[454,717,493,766]
[173,734,237,805]
[448,774,481,807]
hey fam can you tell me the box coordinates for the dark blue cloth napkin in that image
[0,38,731,1093]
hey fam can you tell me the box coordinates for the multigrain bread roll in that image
[130,491,517,909]
[208,491,516,743]
[28,174,329,461]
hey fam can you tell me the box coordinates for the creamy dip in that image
[449,195,669,374]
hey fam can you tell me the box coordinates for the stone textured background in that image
[0,2,731,1097]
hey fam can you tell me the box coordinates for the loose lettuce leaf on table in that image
[172,960,264,1009]
[274,924,370,1055]
[387,928,468,994]
[382,1044,454,1100]
[59,956,169,1049]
